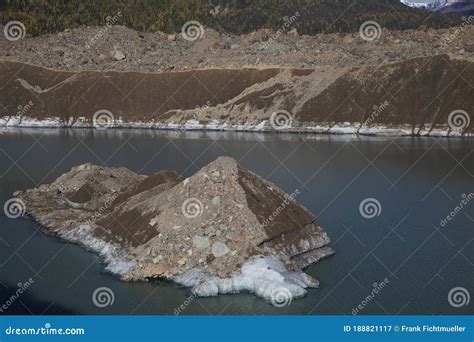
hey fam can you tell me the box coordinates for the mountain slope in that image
[1,55,472,136]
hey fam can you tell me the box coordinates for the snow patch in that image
[58,224,135,275]
[1,116,471,137]
[174,255,319,302]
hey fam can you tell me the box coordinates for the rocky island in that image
[13,157,334,303]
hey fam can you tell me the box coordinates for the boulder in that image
[211,241,230,257]
[193,235,210,250]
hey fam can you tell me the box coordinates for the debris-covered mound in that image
[1,24,473,73]
[14,156,334,302]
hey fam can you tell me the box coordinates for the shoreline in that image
[1,117,472,138]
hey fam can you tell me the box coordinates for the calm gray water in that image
[0,128,472,315]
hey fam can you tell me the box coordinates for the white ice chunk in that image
[174,255,319,304]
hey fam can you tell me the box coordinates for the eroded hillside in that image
[1,55,472,135]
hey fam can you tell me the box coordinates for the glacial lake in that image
[0,128,472,315]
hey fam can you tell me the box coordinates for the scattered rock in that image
[211,241,230,257]
[193,235,210,250]
[1,25,472,73]
[152,255,163,264]
[212,196,221,206]
[204,226,216,237]
[95,54,108,64]
[113,49,126,61]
